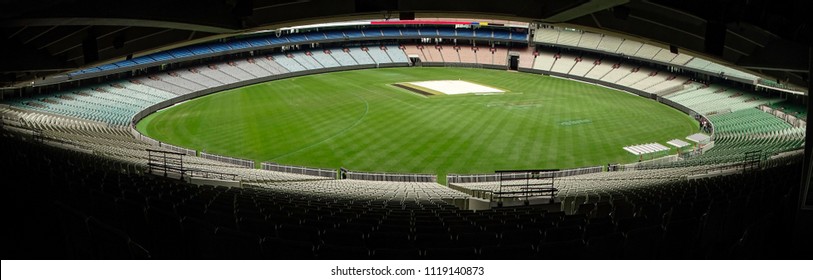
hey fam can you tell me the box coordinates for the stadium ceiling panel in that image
[0,0,808,88]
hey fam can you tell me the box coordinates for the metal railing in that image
[261,162,337,179]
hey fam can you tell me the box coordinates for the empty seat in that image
[86,217,136,259]
[544,226,583,243]
[500,230,542,246]
[538,239,585,259]
[585,233,625,259]
[213,227,262,259]
[623,226,663,259]
[276,224,320,243]
[366,231,412,249]
[413,233,453,249]
[321,229,365,247]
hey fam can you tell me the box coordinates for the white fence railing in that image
[760,105,807,128]
[345,171,437,182]
[261,162,337,179]
[200,152,254,168]
[447,166,603,184]
[160,142,196,156]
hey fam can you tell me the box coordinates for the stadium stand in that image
[595,35,624,53]
[550,54,579,74]
[583,59,617,80]
[616,40,643,56]
[1,21,806,261]
[616,67,653,88]
[291,52,322,70]
[600,64,634,84]
[440,46,461,63]
[458,47,479,64]
[492,48,509,66]
[366,47,393,63]
[255,57,291,75]
[532,50,557,72]
[568,56,598,77]
[386,47,410,63]
[348,47,376,65]
[651,49,678,64]
[516,47,536,69]
[634,44,662,60]
[577,33,602,49]
[424,46,443,63]
[556,30,582,46]
[328,48,358,66]
[2,125,803,259]
[534,27,559,44]
[474,47,492,65]
[271,54,308,72]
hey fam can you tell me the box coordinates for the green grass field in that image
[137,67,698,178]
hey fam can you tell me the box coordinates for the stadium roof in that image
[1,0,809,90]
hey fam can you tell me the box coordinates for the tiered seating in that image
[685,58,759,82]
[616,40,643,56]
[629,72,669,91]
[386,47,409,63]
[532,50,557,71]
[458,47,478,64]
[595,35,623,53]
[616,68,652,87]
[439,47,460,63]
[6,124,802,260]
[474,48,492,65]
[2,61,806,261]
[651,49,678,63]
[237,58,274,77]
[161,72,208,91]
[550,54,579,74]
[657,108,805,166]
[647,76,689,95]
[291,53,322,70]
[423,46,443,63]
[568,57,597,77]
[347,48,375,65]
[577,33,602,49]
[136,76,193,95]
[102,85,165,106]
[365,47,393,63]
[492,48,508,66]
[768,101,808,119]
[516,48,536,69]
[255,57,291,74]
[670,54,694,65]
[583,59,617,80]
[311,51,342,68]
[403,45,427,62]
[533,27,559,44]
[599,65,634,83]
[220,63,257,80]
[556,30,582,46]
[633,44,662,60]
[197,65,240,84]
[329,48,359,66]
[271,54,308,72]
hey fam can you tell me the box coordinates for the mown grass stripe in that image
[137,67,698,175]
